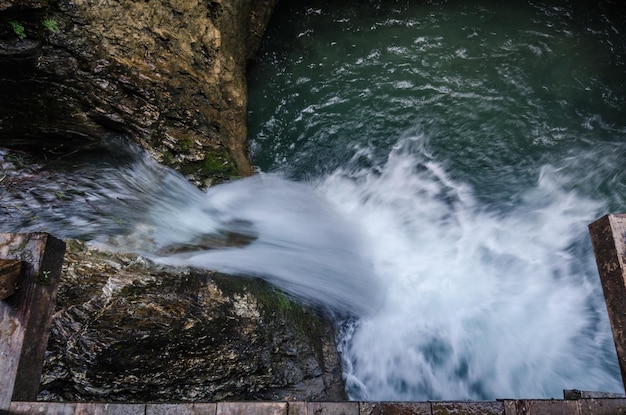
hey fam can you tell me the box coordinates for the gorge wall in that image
[0,0,277,186]
[0,0,348,402]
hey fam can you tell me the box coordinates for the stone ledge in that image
[7,399,626,415]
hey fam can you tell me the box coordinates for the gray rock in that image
[40,240,346,402]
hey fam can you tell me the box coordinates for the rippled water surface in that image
[247,0,626,400]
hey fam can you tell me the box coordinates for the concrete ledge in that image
[6,400,626,415]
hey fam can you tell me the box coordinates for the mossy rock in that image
[173,147,241,187]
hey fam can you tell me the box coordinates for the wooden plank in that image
[216,402,287,415]
[0,233,66,411]
[589,214,626,391]
[306,402,359,415]
[502,400,518,415]
[147,403,216,415]
[525,400,580,415]
[0,259,22,300]
[432,401,505,415]
[578,398,626,415]
[503,400,581,415]
[74,403,143,415]
[563,389,625,400]
[360,402,431,415]
[286,402,307,415]
[10,401,77,415]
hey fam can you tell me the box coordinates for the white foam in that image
[316,137,621,399]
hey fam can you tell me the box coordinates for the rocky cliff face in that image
[0,0,276,187]
[0,0,349,402]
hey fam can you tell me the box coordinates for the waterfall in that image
[1,135,621,399]
[3,0,625,401]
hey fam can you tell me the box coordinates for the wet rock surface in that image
[0,0,278,187]
[1,0,349,402]
[40,240,346,402]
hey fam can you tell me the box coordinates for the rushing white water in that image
[0,146,381,316]
[148,173,383,316]
[2,134,620,399]
[317,135,620,399]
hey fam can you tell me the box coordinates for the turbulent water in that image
[2,0,626,402]
[0,144,380,315]
[247,0,626,401]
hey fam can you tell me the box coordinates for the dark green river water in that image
[247,0,626,401]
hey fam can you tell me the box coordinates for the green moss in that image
[160,150,174,166]
[274,290,292,313]
[263,288,329,369]
[202,150,239,178]
[42,18,59,33]
[119,284,140,300]
[175,147,240,185]
[9,21,26,40]
[214,275,283,312]
[179,138,194,152]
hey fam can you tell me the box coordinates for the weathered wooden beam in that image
[147,403,217,415]
[9,402,146,415]
[359,402,432,415]
[503,400,580,415]
[563,389,625,400]
[432,402,504,415]
[589,213,626,392]
[217,402,287,415]
[0,233,66,412]
[8,400,626,415]
[0,259,23,300]
[9,401,77,415]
